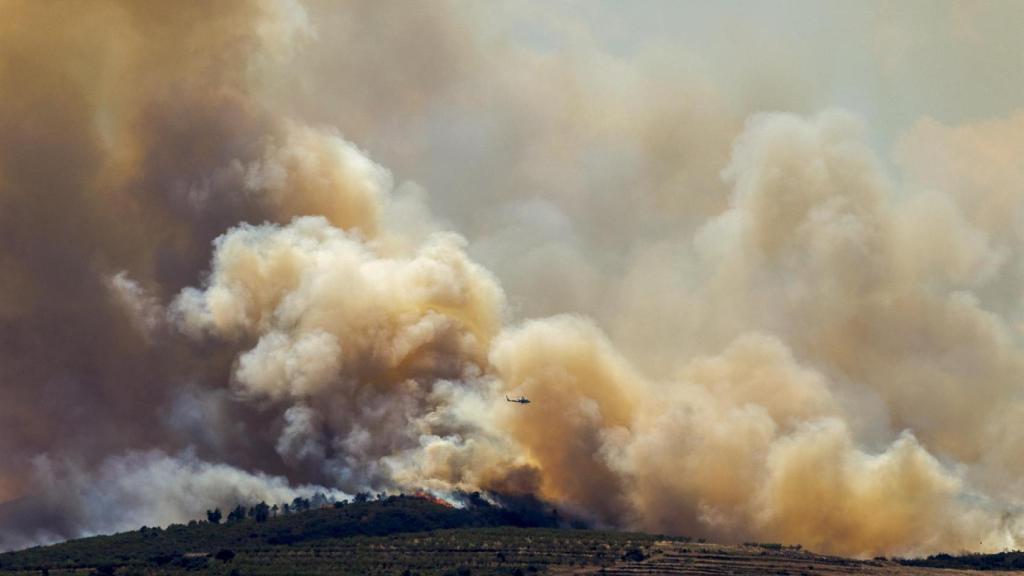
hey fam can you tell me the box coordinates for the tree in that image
[206,508,222,524]
[227,504,246,523]
[253,501,270,523]
[311,491,328,508]
[354,492,370,503]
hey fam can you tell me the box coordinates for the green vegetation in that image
[0,496,666,575]
[742,542,802,551]
[899,550,1024,571]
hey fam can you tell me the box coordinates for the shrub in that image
[206,508,222,524]
[622,547,645,562]
[215,548,236,562]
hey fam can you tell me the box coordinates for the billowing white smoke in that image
[169,208,506,490]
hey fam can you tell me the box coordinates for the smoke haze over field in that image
[2,0,1024,557]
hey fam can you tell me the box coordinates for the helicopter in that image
[505,394,531,404]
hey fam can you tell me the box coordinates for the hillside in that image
[0,496,1021,576]
[0,494,624,575]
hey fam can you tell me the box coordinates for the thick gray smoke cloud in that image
[2,0,1024,558]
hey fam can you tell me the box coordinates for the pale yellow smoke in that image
[489,316,641,523]
[167,110,1024,555]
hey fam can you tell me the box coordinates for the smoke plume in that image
[2,0,1024,558]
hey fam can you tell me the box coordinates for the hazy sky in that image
[501,1,1024,135]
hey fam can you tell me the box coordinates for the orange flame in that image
[413,491,455,508]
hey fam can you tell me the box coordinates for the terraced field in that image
[203,528,663,576]
[5,530,1021,576]
[558,541,1021,576]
